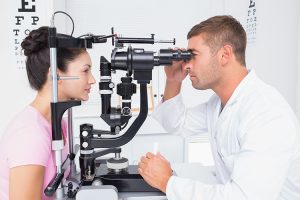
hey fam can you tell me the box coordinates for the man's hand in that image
[162,48,189,102]
[164,60,188,83]
[138,152,173,193]
[164,47,188,83]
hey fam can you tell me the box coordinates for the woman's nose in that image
[89,74,96,84]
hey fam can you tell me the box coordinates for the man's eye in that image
[191,52,197,58]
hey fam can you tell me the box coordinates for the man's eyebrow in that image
[188,48,200,53]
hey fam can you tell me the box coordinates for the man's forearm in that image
[163,80,182,102]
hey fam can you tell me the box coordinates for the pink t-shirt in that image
[0,106,69,200]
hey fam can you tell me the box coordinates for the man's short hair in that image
[187,15,246,66]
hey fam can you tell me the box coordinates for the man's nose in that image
[183,61,191,71]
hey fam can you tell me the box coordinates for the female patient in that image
[0,26,95,200]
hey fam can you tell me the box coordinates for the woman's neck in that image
[30,90,52,122]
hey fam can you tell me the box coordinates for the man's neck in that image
[214,66,248,107]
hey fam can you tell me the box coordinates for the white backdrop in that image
[0,0,58,135]
[0,0,299,137]
[64,0,300,134]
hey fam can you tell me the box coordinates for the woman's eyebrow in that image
[82,64,92,68]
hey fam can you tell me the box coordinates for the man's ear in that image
[219,44,233,65]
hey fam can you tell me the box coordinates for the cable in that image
[52,11,75,36]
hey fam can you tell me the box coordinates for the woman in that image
[0,26,96,200]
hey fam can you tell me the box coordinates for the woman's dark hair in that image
[21,26,86,90]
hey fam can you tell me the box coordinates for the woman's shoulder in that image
[3,106,51,141]
[1,106,52,167]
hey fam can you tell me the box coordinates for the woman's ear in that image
[49,67,64,84]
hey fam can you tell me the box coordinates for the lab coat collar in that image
[222,68,256,108]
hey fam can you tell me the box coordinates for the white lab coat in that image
[151,70,300,200]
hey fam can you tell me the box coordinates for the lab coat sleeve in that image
[151,94,208,137]
[165,108,297,200]
[166,176,247,200]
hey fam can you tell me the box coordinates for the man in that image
[138,15,300,200]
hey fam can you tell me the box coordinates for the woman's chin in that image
[81,96,89,101]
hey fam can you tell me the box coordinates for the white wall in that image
[246,0,299,111]
[297,2,300,120]
[0,0,70,136]
[64,0,218,163]
[0,0,59,135]
[64,0,300,119]
[0,0,299,141]
[213,0,300,112]
[63,0,300,164]
[65,0,217,137]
